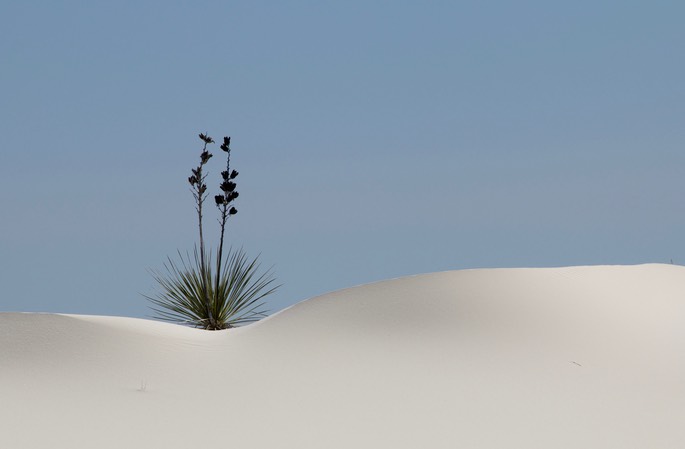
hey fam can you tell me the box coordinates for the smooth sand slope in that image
[1,264,684,448]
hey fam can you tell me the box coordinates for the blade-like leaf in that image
[145,246,278,329]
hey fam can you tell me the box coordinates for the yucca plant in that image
[146,247,277,328]
[145,133,279,329]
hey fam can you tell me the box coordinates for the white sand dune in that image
[2,264,684,448]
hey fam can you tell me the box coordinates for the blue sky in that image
[1,0,684,319]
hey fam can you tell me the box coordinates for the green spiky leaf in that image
[145,246,279,329]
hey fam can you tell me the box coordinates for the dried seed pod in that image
[221,170,229,180]
[199,133,214,144]
[214,195,225,205]
[220,181,236,192]
[230,170,239,179]
[229,207,238,215]
[220,136,231,152]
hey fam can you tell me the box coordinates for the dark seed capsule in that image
[221,170,229,180]
[214,195,225,205]
[188,175,197,185]
[220,181,236,192]
[201,151,213,164]
[229,207,238,215]
[230,170,239,179]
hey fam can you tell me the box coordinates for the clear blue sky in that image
[1,0,684,319]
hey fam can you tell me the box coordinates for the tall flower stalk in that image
[189,133,215,328]
[146,132,279,330]
[214,136,239,306]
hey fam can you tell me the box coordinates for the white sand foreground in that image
[1,264,684,448]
